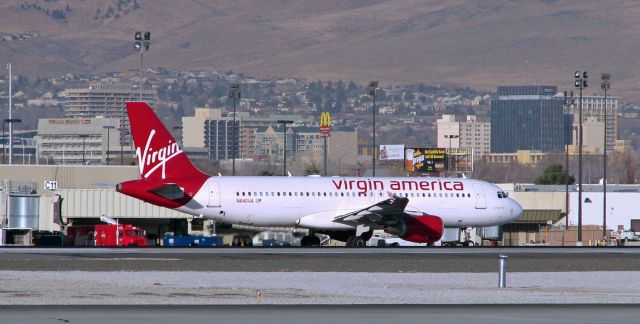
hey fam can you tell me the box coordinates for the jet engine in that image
[385,214,444,243]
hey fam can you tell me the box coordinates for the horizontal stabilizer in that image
[147,183,185,200]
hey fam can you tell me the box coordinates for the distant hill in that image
[2,0,640,101]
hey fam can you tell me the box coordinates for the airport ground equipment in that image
[67,224,148,247]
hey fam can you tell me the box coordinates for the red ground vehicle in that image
[67,224,148,247]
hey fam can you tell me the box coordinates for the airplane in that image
[117,102,524,247]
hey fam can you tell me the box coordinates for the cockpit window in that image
[497,191,509,199]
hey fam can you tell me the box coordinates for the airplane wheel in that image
[311,236,321,246]
[361,230,373,241]
[355,237,366,247]
[301,236,311,247]
[345,236,356,247]
[301,235,321,247]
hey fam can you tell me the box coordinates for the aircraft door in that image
[207,182,221,207]
[472,183,487,209]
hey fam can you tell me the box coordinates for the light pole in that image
[103,125,114,165]
[444,134,459,176]
[277,120,293,176]
[575,70,588,243]
[79,134,90,165]
[601,73,611,242]
[6,63,13,164]
[563,91,575,230]
[369,81,378,177]
[120,126,125,165]
[134,31,150,101]
[3,118,21,165]
[229,83,241,176]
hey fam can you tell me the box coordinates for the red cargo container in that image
[67,224,148,247]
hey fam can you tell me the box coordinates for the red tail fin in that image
[126,102,206,180]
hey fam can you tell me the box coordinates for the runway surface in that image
[1,247,639,272]
[1,248,640,305]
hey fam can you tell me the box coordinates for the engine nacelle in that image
[385,214,444,243]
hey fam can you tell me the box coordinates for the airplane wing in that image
[333,193,409,227]
[147,183,185,200]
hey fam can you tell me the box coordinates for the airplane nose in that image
[511,199,524,219]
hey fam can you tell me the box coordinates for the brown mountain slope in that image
[2,0,640,100]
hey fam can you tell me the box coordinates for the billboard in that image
[379,145,405,161]
[405,148,447,172]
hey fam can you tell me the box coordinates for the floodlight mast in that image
[134,31,151,101]
[574,70,588,244]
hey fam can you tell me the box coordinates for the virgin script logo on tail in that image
[136,129,182,179]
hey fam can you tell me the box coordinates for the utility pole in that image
[7,63,12,165]
[229,84,241,176]
[277,120,293,176]
[103,126,114,165]
[563,91,575,232]
[601,73,611,242]
[369,81,378,177]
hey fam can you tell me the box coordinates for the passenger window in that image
[277,192,280,196]
[312,192,316,196]
[248,192,251,196]
[289,192,292,196]
[341,193,344,197]
[456,193,459,198]
[242,192,246,196]
[323,192,327,196]
[254,192,257,196]
[236,192,239,196]
[422,193,425,197]
[428,193,431,197]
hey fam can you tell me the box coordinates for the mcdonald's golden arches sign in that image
[320,112,331,137]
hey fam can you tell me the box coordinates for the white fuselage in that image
[174,176,523,230]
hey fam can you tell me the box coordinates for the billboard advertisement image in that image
[379,145,405,161]
[405,148,447,172]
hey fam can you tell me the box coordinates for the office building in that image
[565,95,619,152]
[491,85,566,153]
[63,83,157,146]
[436,115,490,159]
[36,117,121,165]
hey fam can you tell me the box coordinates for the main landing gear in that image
[300,235,321,247]
[345,230,373,247]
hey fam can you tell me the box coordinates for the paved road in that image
[1,305,639,323]
[1,247,640,272]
